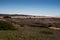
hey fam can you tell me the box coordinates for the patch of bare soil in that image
[49,27,60,30]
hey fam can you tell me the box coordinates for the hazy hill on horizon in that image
[0,14,60,18]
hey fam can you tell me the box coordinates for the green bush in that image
[47,23,55,27]
[0,21,16,30]
[28,22,48,28]
[40,30,53,34]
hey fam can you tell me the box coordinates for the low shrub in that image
[40,30,53,34]
[28,23,48,28]
[0,21,16,30]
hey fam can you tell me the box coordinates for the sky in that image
[0,0,60,16]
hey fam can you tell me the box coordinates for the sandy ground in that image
[49,27,60,30]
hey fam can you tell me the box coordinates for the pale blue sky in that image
[0,0,60,16]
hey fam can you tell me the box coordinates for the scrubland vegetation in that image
[0,18,60,40]
[0,21,17,30]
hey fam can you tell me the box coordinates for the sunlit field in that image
[0,18,60,40]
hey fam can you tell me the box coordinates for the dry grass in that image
[0,27,60,40]
[0,18,60,40]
